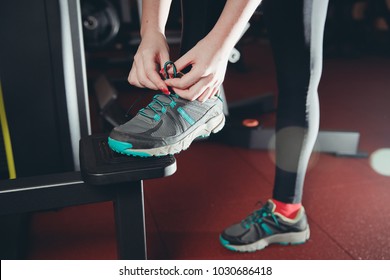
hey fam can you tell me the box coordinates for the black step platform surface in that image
[80,134,177,185]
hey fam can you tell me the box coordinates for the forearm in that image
[140,0,172,37]
[207,0,262,53]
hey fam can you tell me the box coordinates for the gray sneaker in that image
[220,200,310,252]
[108,92,225,157]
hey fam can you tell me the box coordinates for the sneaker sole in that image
[108,113,225,157]
[220,226,310,252]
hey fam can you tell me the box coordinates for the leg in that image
[220,0,329,252]
[263,0,329,204]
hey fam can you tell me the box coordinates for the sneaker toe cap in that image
[222,223,263,245]
[221,223,249,244]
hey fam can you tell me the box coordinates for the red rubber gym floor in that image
[27,41,390,260]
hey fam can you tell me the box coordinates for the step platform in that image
[80,134,177,185]
[0,134,176,259]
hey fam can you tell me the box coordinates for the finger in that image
[197,87,211,103]
[200,85,220,102]
[128,64,144,88]
[201,85,220,102]
[171,87,202,101]
[169,52,193,74]
[172,76,210,101]
[164,68,203,90]
[136,60,158,90]
[158,51,171,73]
[155,51,172,93]
[205,80,221,99]
[210,85,220,98]
[144,60,170,93]
[191,79,213,102]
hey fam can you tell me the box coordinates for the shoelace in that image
[132,61,180,121]
[138,93,179,121]
[241,202,280,229]
[162,60,179,79]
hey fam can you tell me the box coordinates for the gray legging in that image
[181,0,329,203]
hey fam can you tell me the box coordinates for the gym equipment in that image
[0,0,177,260]
[0,81,15,180]
[215,124,366,157]
[81,0,120,49]
[1,0,90,175]
[216,87,366,157]
[0,135,176,259]
[216,89,367,157]
[94,75,129,128]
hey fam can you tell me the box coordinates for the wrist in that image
[204,30,236,57]
[139,0,171,38]
[204,0,261,56]
[140,26,165,38]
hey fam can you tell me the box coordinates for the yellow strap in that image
[0,81,16,179]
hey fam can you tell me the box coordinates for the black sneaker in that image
[220,200,310,252]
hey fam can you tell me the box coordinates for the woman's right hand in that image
[128,31,171,94]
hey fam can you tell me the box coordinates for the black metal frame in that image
[0,172,147,259]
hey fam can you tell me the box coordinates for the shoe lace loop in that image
[129,61,181,121]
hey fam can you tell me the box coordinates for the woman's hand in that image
[164,36,231,102]
[128,31,170,94]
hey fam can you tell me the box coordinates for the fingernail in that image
[159,68,165,74]
[161,87,170,95]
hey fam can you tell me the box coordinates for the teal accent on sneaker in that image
[177,107,195,125]
[220,235,229,245]
[260,223,273,235]
[169,100,176,108]
[108,137,152,157]
[108,137,133,150]
[219,236,238,252]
